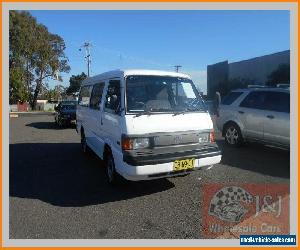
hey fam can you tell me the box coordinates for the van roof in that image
[81,69,191,86]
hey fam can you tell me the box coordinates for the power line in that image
[79,42,92,77]
[92,45,174,69]
[174,65,182,72]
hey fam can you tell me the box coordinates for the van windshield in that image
[126,75,206,114]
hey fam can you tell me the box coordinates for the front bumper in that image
[123,144,221,166]
[120,154,222,181]
[120,144,222,181]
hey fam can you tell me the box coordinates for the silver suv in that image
[216,88,290,149]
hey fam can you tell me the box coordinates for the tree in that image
[38,84,66,102]
[9,11,36,103]
[9,11,70,109]
[54,84,66,101]
[31,29,70,109]
[66,72,87,95]
[267,63,290,86]
[9,67,29,103]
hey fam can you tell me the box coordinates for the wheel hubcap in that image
[226,127,239,145]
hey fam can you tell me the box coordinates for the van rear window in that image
[221,92,243,105]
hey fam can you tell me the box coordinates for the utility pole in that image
[79,42,92,77]
[174,65,182,72]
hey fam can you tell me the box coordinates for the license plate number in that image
[173,159,195,171]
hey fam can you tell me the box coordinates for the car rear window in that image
[239,91,267,109]
[264,91,290,113]
[221,92,243,105]
[62,104,76,110]
[239,90,290,113]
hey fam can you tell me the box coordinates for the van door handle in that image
[266,115,274,119]
[238,110,244,114]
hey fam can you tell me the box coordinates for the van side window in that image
[90,83,105,110]
[104,80,121,114]
[78,86,92,107]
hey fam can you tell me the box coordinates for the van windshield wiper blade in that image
[134,110,153,117]
[173,106,206,116]
[173,110,187,116]
[173,107,195,116]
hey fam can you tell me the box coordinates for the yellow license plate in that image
[173,159,195,171]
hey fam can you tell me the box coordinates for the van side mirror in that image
[215,92,221,108]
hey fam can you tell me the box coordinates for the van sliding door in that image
[101,79,123,152]
[88,82,105,157]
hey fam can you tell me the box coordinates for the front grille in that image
[130,145,218,159]
[153,132,209,147]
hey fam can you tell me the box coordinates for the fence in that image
[10,102,56,112]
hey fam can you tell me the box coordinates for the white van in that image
[76,69,221,184]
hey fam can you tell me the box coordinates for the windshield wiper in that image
[173,110,187,116]
[173,106,207,115]
[134,110,153,117]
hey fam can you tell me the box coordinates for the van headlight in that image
[198,133,209,143]
[133,138,150,149]
[122,137,150,150]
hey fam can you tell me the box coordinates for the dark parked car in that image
[54,101,77,127]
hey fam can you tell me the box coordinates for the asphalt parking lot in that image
[9,114,290,239]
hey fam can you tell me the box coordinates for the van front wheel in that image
[105,153,121,185]
[81,130,89,154]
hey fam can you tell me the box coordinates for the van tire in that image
[81,129,90,154]
[105,151,122,185]
[224,122,243,147]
